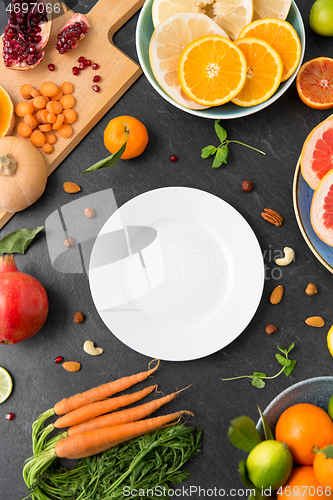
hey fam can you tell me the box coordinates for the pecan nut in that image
[261,208,284,227]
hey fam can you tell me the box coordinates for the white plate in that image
[89,187,264,361]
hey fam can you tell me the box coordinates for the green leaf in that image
[277,345,288,354]
[214,119,227,142]
[253,372,266,378]
[319,444,333,459]
[201,145,217,158]
[238,460,256,489]
[252,378,266,388]
[228,416,262,452]
[275,354,291,367]
[257,405,274,441]
[283,359,296,377]
[0,226,44,255]
[80,141,127,175]
[287,343,295,354]
[212,145,229,168]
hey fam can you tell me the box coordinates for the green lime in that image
[246,440,293,490]
[0,367,13,403]
[328,394,333,419]
[310,0,333,36]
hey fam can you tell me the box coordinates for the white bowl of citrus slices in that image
[136,0,305,119]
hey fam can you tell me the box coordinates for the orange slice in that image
[231,37,283,107]
[296,57,333,110]
[0,86,15,137]
[177,35,247,106]
[239,18,302,82]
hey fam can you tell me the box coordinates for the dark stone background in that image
[1,0,333,498]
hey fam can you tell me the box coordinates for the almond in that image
[270,285,283,304]
[62,361,81,372]
[74,311,84,323]
[63,181,81,193]
[305,316,325,327]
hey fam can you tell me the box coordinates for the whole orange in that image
[275,403,333,465]
[277,466,332,499]
[313,446,333,488]
[103,116,148,160]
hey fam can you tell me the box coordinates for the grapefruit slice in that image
[296,57,333,110]
[301,115,333,190]
[149,12,229,109]
[311,170,333,247]
[252,0,291,21]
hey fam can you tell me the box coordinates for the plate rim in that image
[292,157,333,274]
[89,186,265,361]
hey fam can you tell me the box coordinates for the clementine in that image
[277,466,332,499]
[103,116,148,160]
[275,403,333,465]
[313,445,333,488]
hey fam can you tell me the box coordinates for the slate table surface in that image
[1,0,333,498]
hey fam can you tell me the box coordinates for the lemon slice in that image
[149,12,229,109]
[327,325,333,356]
[0,367,13,403]
[252,0,291,21]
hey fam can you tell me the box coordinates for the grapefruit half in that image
[311,169,333,246]
[301,115,333,190]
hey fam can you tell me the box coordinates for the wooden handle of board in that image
[87,0,145,35]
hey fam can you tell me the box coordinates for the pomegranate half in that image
[0,255,49,344]
[2,0,52,70]
[55,13,90,54]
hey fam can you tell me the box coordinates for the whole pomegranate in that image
[2,0,52,70]
[0,255,48,344]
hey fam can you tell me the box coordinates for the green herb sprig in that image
[222,344,296,388]
[201,120,266,168]
[0,226,44,255]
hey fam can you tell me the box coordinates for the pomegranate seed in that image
[93,75,100,82]
[54,356,64,364]
[170,155,178,162]
[79,61,85,70]
[84,59,91,66]
[92,63,99,70]
[92,85,100,92]
[78,56,85,62]
[48,63,55,71]
[72,66,80,75]
[5,413,15,421]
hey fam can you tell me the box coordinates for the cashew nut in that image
[275,247,294,266]
[83,340,104,356]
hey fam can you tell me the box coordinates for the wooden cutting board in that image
[0,0,145,229]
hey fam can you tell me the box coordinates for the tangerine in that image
[277,466,332,499]
[313,445,333,488]
[103,116,148,160]
[275,404,333,465]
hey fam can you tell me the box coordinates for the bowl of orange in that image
[257,377,333,497]
[136,0,305,119]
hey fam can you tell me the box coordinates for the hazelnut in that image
[64,237,74,247]
[84,207,95,218]
[305,283,317,296]
[242,179,253,192]
[265,324,277,335]
[74,312,84,324]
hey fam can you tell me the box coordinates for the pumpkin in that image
[0,136,47,213]
[0,86,15,137]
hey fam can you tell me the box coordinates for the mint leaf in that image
[81,141,127,175]
[275,354,291,367]
[0,226,44,255]
[283,359,296,377]
[252,378,265,388]
[287,343,295,354]
[228,416,262,452]
[201,145,217,158]
[277,345,288,355]
[212,145,228,168]
[214,120,227,142]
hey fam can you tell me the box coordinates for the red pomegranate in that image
[2,0,52,70]
[55,13,90,54]
[0,255,49,344]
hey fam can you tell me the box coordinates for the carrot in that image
[67,386,189,437]
[55,411,194,459]
[54,359,160,415]
[54,384,158,429]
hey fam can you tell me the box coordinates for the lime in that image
[310,0,333,36]
[0,367,13,403]
[246,440,293,490]
[327,325,333,356]
[328,394,333,419]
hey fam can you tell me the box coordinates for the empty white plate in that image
[89,187,264,361]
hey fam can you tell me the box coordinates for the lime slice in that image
[0,367,13,403]
[328,394,333,419]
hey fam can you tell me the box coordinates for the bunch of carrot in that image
[23,359,193,492]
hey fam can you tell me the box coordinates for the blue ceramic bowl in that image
[257,377,333,437]
[136,0,306,119]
